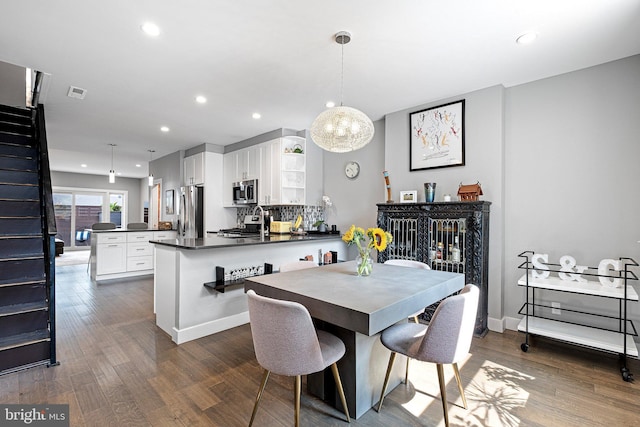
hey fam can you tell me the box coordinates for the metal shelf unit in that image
[517,250,639,382]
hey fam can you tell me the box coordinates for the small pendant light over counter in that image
[148,149,155,186]
[108,144,116,183]
[310,31,374,153]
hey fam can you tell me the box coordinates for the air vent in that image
[67,85,87,99]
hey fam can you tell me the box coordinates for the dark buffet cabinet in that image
[377,201,490,336]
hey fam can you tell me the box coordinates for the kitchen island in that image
[90,228,176,282]
[152,233,346,344]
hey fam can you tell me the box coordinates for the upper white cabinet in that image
[223,145,261,207]
[223,133,321,207]
[225,146,260,182]
[184,152,205,185]
[259,139,281,205]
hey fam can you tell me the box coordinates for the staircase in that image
[0,103,58,374]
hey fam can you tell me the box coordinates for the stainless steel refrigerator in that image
[178,185,204,238]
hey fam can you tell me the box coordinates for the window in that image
[53,188,127,249]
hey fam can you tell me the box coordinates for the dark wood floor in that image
[1,265,639,426]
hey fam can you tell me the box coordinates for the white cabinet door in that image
[259,139,281,205]
[153,231,176,240]
[96,243,126,275]
[245,145,260,180]
[223,152,237,207]
[184,152,204,185]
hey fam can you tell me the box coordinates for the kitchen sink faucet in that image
[252,205,265,242]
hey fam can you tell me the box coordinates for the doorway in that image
[53,188,127,250]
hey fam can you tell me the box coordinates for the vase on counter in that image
[356,251,373,276]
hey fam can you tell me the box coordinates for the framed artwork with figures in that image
[410,99,465,171]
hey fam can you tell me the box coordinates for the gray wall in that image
[503,55,640,327]
[331,54,640,333]
[51,171,144,224]
[383,86,505,327]
[322,119,386,230]
[0,61,25,106]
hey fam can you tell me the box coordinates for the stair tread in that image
[0,105,31,116]
[0,183,38,187]
[0,280,47,288]
[0,255,45,261]
[0,301,48,317]
[0,330,50,351]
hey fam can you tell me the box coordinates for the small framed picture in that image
[399,190,417,203]
[165,189,175,215]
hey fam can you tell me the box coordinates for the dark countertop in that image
[150,233,342,250]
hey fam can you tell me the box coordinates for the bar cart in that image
[517,251,639,382]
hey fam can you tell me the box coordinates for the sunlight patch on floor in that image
[400,356,534,427]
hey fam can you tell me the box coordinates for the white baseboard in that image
[172,311,250,344]
[505,316,521,331]
[488,316,522,333]
[487,316,505,333]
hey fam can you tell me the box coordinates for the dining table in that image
[244,260,465,419]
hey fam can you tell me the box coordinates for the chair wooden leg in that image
[452,362,467,409]
[405,357,410,384]
[436,363,449,427]
[330,363,351,423]
[249,369,270,427]
[376,352,396,413]
[294,375,301,427]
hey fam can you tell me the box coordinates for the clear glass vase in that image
[356,251,373,276]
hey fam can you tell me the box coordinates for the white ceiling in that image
[1,0,638,179]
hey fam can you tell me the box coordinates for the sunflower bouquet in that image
[342,225,393,276]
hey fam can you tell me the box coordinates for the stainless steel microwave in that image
[232,179,258,205]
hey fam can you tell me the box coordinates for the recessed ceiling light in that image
[195,95,207,104]
[516,32,538,45]
[136,164,141,168]
[325,101,335,108]
[141,22,160,37]
[252,113,261,119]
[80,164,87,168]
[160,126,170,132]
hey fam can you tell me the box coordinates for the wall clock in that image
[345,161,360,179]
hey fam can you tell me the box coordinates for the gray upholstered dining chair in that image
[279,260,318,273]
[126,222,148,230]
[246,290,350,427]
[376,284,479,427]
[383,259,432,382]
[384,259,431,322]
[86,222,117,272]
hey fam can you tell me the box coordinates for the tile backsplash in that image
[236,205,324,231]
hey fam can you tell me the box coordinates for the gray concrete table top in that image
[245,260,465,336]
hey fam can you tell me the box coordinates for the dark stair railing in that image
[0,100,58,375]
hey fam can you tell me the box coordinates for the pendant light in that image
[310,31,374,153]
[148,149,155,186]
[108,144,116,183]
